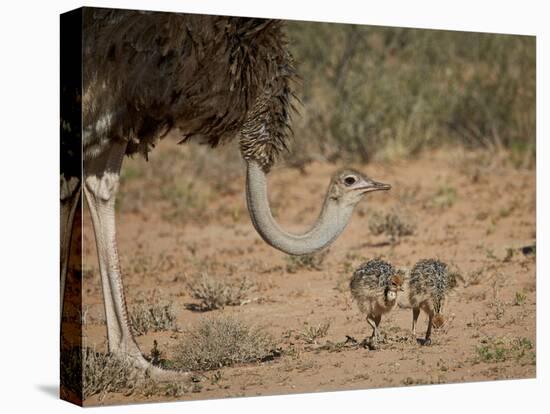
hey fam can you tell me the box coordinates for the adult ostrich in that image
[60,8,390,373]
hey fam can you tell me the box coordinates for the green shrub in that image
[285,23,535,166]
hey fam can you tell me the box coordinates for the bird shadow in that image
[36,384,58,399]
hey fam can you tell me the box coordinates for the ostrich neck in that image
[245,161,355,255]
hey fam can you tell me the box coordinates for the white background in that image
[0,0,547,412]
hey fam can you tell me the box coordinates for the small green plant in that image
[173,316,279,371]
[187,273,254,311]
[368,210,415,242]
[298,320,331,344]
[514,291,527,306]
[286,249,329,273]
[430,185,457,209]
[476,342,507,363]
[474,336,535,364]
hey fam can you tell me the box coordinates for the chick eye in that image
[344,176,357,186]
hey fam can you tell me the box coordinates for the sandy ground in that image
[68,146,536,405]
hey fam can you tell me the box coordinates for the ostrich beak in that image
[358,179,391,193]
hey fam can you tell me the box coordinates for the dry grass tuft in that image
[61,345,138,401]
[286,249,329,273]
[368,209,416,242]
[430,185,458,209]
[173,316,279,371]
[298,320,331,344]
[513,291,527,306]
[129,298,178,336]
[187,273,254,311]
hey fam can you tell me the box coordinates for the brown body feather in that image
[82,8,296,171]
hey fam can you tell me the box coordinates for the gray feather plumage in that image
[350,259,399,296]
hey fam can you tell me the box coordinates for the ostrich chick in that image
[409,259,460,345]
[350,259,404,346]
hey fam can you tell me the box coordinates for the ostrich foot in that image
[145,364,191,383]
[123,353,191,383]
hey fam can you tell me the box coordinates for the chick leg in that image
[424,311,434,346]
[373,314,382,341]
[367,315,376,338]
[412,307,420,337]
[367,314,377,339]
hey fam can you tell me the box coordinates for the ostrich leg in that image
[60,176,81,319]
[83,141,147,366]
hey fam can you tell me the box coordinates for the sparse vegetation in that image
[140,379,197,398]
[298,320,332,344]
[61,345,137,401]
[514,291,527,306]
[286,249,329,273]
[129,298,177,336]
[489,274,506,320]
[187,273,254,311]
[368,209,415,242]
[467,268,485,286]
[173,316,279,371]
[430,185,457,209]
[474,337,535,365]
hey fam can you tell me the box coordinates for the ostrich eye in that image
[344,176,357,186]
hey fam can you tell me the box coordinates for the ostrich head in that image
[245,160,391,256]
[236,36,391,256]
[328,169,391,207]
